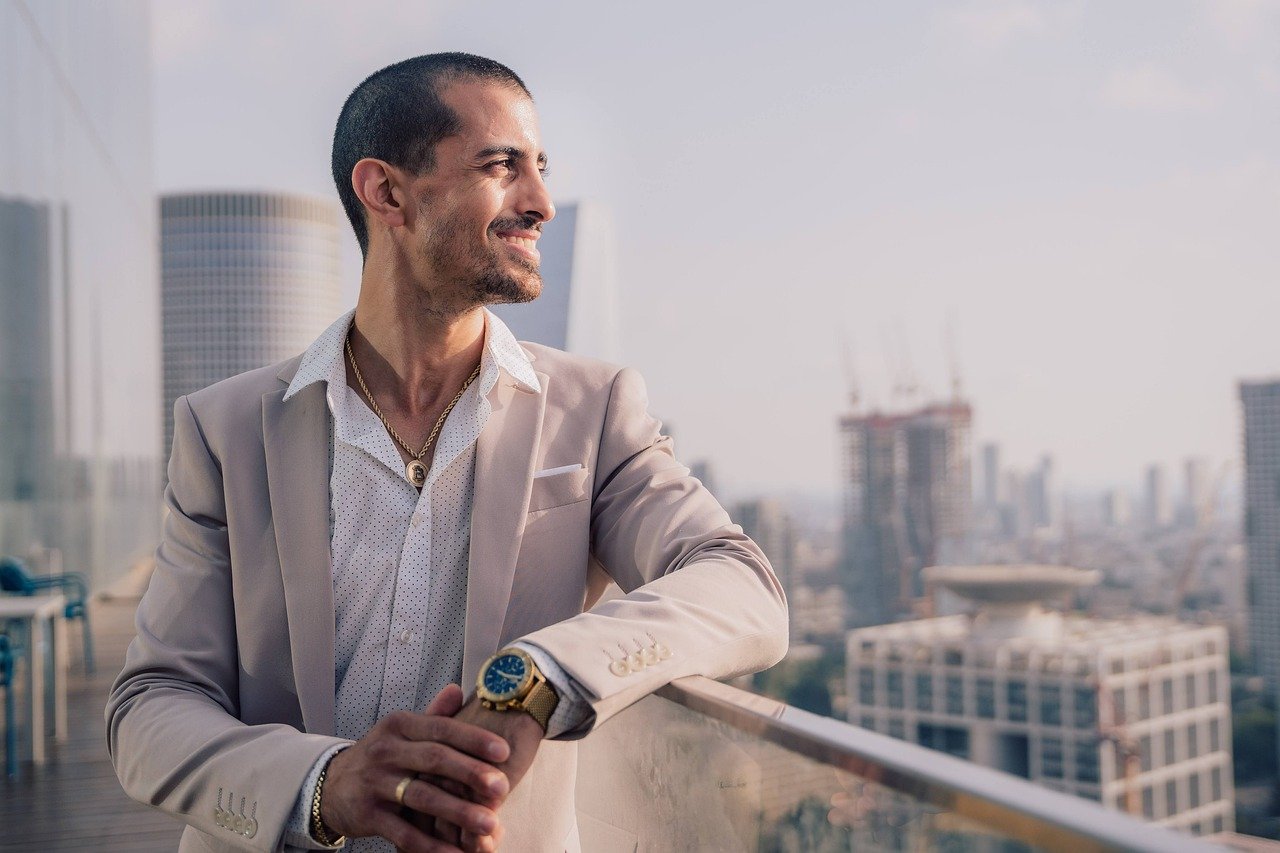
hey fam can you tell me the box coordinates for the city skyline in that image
[4,4,1273,843]
[150,0,1280,499]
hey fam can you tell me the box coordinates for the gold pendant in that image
[405,459,428,489]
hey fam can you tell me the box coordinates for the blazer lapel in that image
[262,378,336,736]
[462,372,547,689]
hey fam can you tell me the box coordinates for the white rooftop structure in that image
[848,565,1234,837]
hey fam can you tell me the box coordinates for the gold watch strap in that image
[522,680,559,731]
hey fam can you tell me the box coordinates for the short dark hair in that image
[331,53,531,258]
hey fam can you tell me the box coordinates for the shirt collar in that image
[483,308,541,394]
[283,307,541,403]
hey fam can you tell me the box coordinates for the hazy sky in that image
[152,0,1280,501]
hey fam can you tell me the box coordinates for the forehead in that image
[437,79,542,154]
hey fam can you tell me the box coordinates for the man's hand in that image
[320,684,511,853]
[454,698,543,792]
[425,697,544,850]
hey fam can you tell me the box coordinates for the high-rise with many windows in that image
[1241,379,1280,691]
[1146,464,1174,530]
[160,191,344,459]
[1,1,161,588]
[846,565,1234,835]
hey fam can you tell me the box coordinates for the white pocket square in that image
[534,463,584,479]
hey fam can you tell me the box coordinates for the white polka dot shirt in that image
[280,309,589,851]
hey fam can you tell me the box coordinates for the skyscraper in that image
[1183,457,1211,528]
[1145,464,1173,530]
[1241,380,1280,692]
[488,201,620,362]
[1023,455,1056,532]
[839,402,972,627]
[160,191,344,458]
[1,1,161,588]
[981,442,1001,510]
[1103,489,1132,528]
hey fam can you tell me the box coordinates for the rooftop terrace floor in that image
[2,596,183,851]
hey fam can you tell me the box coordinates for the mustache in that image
[489,215,543,234]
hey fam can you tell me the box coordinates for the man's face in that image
[408,79,555,306]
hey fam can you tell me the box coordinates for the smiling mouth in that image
[499,235,538,252]
[496,232,540,262]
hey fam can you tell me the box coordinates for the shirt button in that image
[411,515,422,529]
[396,629,411,644]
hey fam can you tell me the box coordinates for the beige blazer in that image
[107,343,788,853]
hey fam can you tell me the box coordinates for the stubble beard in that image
[423,217,543,309]
[474,253,542,306]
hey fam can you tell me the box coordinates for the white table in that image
[0,594,68,764]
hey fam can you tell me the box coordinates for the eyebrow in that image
[475,145,549,169]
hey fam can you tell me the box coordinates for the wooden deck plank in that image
[1,597,185,851]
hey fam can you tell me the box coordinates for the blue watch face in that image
[484,653,528,699]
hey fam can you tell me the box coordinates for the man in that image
[108,53,787,853]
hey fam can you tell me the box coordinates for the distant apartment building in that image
[732,498,794,598]
[788,585,847,643]
[160,191,344,458]
[489,200,620,363]
[1104,489,1132,528]
[838,402,972,627]
[1241,379,1280,692]
[846,566,1234,837]
[981,442,1001,510]
[1,1,161,589]
[1146,464,1174,530]
[1025,454,1056,532]
[1183,457,1212,529]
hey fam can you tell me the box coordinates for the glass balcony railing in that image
[576,675,1218,852]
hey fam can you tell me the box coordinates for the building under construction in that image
[839,400,972,627]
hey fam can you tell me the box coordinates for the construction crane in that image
[943,314,964,403]
[840,334,862,413]
[882,322,921,406]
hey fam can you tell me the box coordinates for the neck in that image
[350,260,486,416]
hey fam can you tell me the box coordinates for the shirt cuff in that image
[284,743,351,850]
[511,641,596,739]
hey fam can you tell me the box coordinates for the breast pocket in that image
[527,465,590,513]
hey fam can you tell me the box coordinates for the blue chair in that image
[0,631,16,778]
[0,558,94,675]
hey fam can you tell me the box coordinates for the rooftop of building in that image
[851,610,1225,654]
[851,565,1227,667]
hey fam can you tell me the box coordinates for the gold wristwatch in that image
[476,647,559,732]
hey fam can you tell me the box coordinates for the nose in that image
[519,168,555,225]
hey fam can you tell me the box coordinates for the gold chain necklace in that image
[345,330,481,489]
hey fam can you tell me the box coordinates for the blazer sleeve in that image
[515,367,789,730]
[105,396,346,853]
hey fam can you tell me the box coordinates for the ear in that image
[351,158,410,230]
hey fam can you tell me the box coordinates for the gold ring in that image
[394,776,414,807]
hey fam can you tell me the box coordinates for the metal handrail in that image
[656,675,1220,853]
